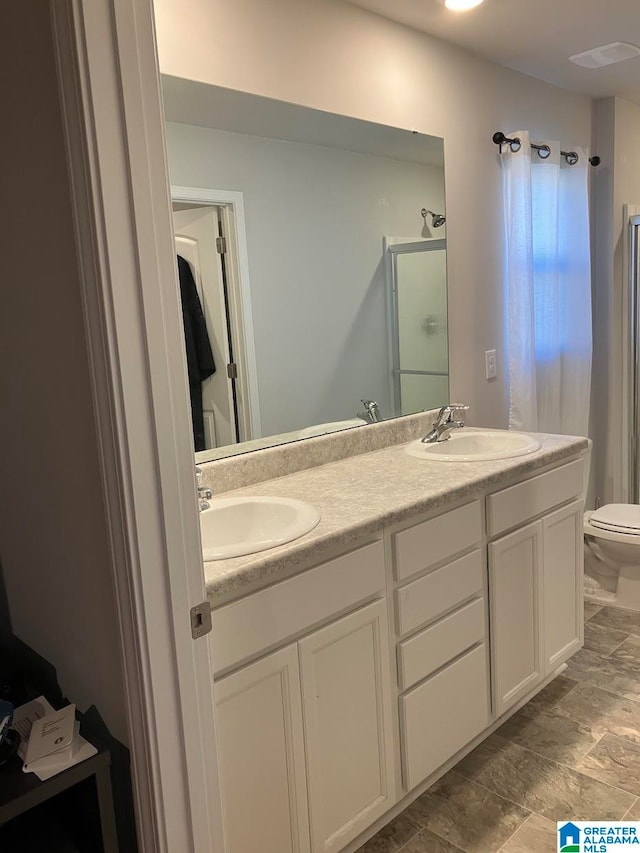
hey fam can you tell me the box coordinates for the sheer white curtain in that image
[501,130,592,436]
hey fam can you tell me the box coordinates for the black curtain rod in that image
[492,131,601,167]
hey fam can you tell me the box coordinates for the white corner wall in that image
[0,4,128,744]
[592,97,640,505]
[154,0,592,428]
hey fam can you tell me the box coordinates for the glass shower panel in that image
[396,249,448,374]
[394,246,448,416]
[400,374,449,416]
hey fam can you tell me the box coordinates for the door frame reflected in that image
[172,186,262,447]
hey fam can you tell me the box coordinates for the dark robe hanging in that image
[177,255,216,451]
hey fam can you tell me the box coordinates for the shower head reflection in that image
[421,208,446,228]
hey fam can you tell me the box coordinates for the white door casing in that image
[173,206,235,448]
[172,186,262,445]
[50,1,223,850]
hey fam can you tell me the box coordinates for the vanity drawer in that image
[486,459,584,537]
[394,501,482,582]
[211,540,385,675]
[398,597,486,691]
[400,643,489,791]
[395,549,484,637]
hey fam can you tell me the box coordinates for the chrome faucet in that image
[195,466,212,511]
[359,399,383,424]
[421,404,469,444]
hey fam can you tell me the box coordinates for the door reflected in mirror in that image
[162,78,449,460]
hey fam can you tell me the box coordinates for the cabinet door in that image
[489,520,544,716]
[543,499,584,673]
[214,645,310,853]
[299,600,396,853]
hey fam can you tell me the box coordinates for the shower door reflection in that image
[388,239,449,416]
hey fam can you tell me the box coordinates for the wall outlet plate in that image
[485,349,497,380]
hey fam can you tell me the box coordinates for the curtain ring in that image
[537,145,551,160]
[564,151,579,166]
[492,131,522,154]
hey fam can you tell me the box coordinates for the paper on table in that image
[13,696,56,761]
[24,703,75,769]
[14,696,98,780]
[31,722,98,782]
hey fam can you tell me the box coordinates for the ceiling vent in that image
[569,42,640,68]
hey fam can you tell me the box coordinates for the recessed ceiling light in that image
[439,0,485,10]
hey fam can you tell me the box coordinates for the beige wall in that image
[154,0,592,429]
[0,3,128,744]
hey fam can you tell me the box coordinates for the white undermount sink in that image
[200,496,320,560]
[405,428,541,462]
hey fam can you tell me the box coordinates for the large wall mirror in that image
[161,77,449,461]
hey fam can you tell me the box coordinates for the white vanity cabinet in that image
[487,461,584,716]
[391,500,491,792]
[208,448,588,853]
[210,542,396,853]
[391,457,585,790]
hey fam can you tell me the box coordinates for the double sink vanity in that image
[197,415,590,853]
[162,79,590,852]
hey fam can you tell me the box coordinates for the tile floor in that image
[358,602,640,853]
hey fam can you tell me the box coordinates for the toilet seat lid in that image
[590,503,640,535]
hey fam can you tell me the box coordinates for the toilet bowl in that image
[584,504,640,610]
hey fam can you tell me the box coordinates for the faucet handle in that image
[196,467,212,496]
[433,403,469,423]
[444,403,469,418]
[360,400,382,423]
[195,466,213,510]
[448,403,469,417]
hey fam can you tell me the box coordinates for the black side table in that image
[0,740,118,852]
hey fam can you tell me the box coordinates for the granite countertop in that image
[204,432,590,607]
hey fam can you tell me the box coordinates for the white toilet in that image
[584,504,640,610]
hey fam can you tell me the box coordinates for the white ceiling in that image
[347,0,640,105]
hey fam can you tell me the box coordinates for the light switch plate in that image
[485,349,497,380]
